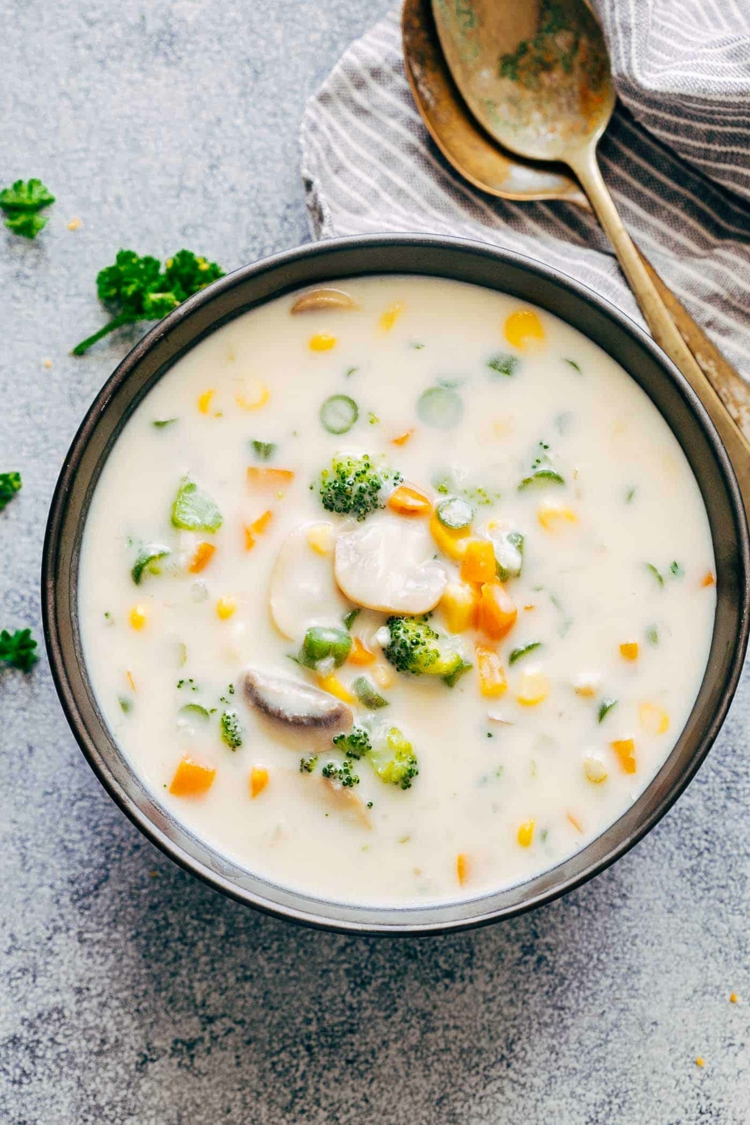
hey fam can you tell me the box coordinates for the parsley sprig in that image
[0,472,22,511]
[73,249,224,355]
[0,628,38,672]
[0,179,55,239]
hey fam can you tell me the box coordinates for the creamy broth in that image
[79,275,716,905]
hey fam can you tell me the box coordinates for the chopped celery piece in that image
[492,528,524,581]
[487,353,519,377]
[519,441,564,490]
[417,385,463,430]
[152,418,178,429]
[436,496,474,529]
[131,544,171,585]
[352,676,389,709]
[171,477,223,532]
[509,641,542,665]
[299,625,352,669]
[179,703,211,721]
[320,394,358,435]
[251,440,276,460]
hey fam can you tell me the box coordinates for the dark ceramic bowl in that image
[43,235,750,934]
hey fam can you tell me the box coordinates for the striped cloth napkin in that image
[300,3,750,378]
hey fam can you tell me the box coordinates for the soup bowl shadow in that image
[42,234,750,935]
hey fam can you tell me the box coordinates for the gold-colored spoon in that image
[425,0,750,506]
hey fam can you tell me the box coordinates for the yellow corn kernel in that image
[309,333,337,351]
[307,522,334,556]
[197,389,215,414]
[317,674,356,703]
[620,641,639,661]
[583,755,608,784]
[639,703,669,735]
[517,819,535,847]
[371,663,395,689]
[574,672,601,697]
[517,670,549,706]
[216,596,237,620]
[379,301,404,332]
[456,853,469,885]
[504,309,544,350]
[235,379,270,410]
[429,512,471,561]
[129,604,148,630]
[611,738,637,774]
[476,645,508,698]
[250,766,269,799]
[538,499,577,531]
[440,581,478,633]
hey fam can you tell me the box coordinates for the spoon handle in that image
[569,145,750,519]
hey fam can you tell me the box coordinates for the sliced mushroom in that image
[243,668,353,732]
[290,288,359,314]
[334,512,448,614]
[269,522,352,641]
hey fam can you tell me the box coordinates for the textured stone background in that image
[1,1,748,1122]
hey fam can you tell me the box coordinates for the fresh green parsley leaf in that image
[0,472,22,511]
[0,628,39,672]
[0,179,55,239]
[598,698,617,723]
[670,561,684,578]
[152,418,178,429]
[251,440,276,461]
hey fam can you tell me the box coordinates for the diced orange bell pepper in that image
[477,580,517,640]
[619,641,638,661]
[169,756,216,797]
[387,483,432,517]
[461,539,496,584]
[188,541,216,573]
[250,766,269,799]
[475,644,507,697]
[611,738,637,774]
[349,637,376,665]
[244,509,273,550]
[247,467,295,489]
[701,571,716,587]
[391,429,414,446]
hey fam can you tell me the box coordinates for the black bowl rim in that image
[42,232,750,935]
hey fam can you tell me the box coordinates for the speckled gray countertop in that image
[1,2,748,1122]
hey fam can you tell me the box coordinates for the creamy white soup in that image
[79,275,716,905]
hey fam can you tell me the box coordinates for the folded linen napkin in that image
[300,3,750,377]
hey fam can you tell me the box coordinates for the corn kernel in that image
[129,604,148,630]
[250,766,269,799]
[611,738,637,774]
[583,755,608,784]
[235,379,270,410]
[639,703,669,735]
[379,301,404,332]
[216,596,237,620]
[197,389,215,414]
[574,672,601,697]
[517,670,549,706]
[538,499,577,531]
[517,819,535,847]
[441,582,478,633]
[476,644,508,698]
[504,309,544,349]
[307,522,333,556]
[620,641,639,661]
[371,663,394,689]
[317,674,355,703]
[429,513,471,560]
[456,853,469,885]
[309,333,337,351]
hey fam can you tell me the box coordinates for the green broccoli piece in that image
[0,628,39,672]
[321,759,360,787]
[72,248,224,355]
[318,453,401,521]
[300,755,318,773]
[220,709,243,750]
[370,727,419,790]
[0,472,22,511]
[332,726,373,760]
[0,179,55,238]
[383,615,471,685]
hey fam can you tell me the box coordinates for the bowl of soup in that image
[43,235,749,934]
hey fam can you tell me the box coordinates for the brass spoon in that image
[426,0,750,505]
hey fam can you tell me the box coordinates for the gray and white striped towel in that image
[300,3,750,378]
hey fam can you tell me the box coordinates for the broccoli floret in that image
[318,453,401,521]
[370,727,419,790]
[383,615,471,685]
[321,759,360,787]
[220,709,243,750]
[332,726,372,760]
[299,755,318,773]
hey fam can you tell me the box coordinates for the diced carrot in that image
[611,738,637,774]
[456,853,469,885]
[317,674,356,703]
[701,571,716,587]
[461,539,496,584]
[169,756,216,797]
[387,483,432,517]
[441,582,479,633]
[244,509,273,551]
[504,309,544,349]
[188,541,216,573]
[197,389,215,414]
[619,641,638,661]
[391,429,414,446]
[567,811,584,834]
[250,766,269,799]
[475,644,507,697]
[477,580,517,640]
[247,467,295,490]
[429,512,471,560]
[349,637,376,665]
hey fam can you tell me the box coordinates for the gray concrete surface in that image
[1,1,748,1122]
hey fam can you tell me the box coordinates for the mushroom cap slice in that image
[269,522,352,642]
[243,668,353,732]
[334,512,448,614]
